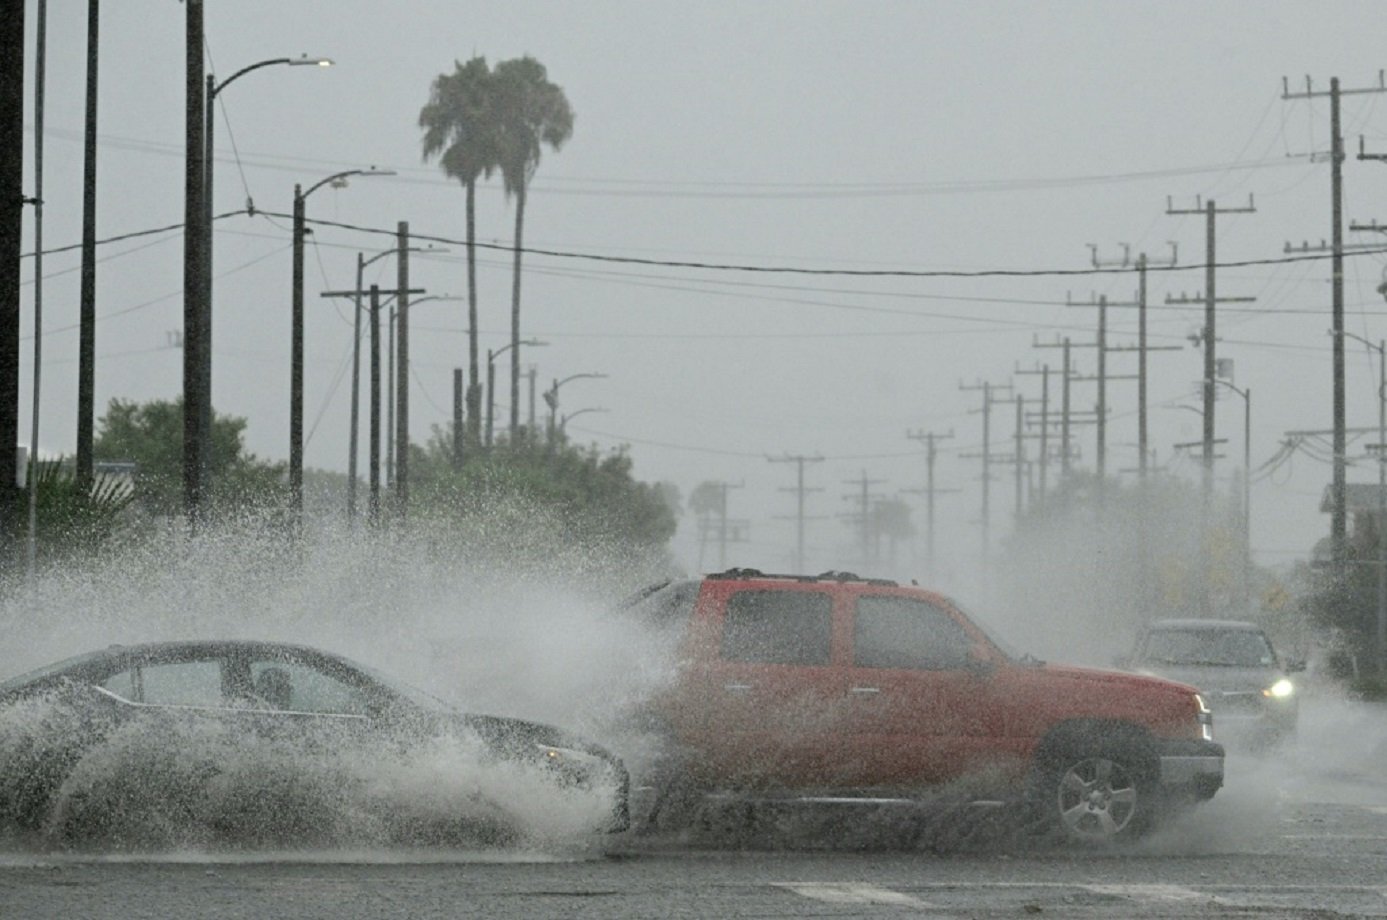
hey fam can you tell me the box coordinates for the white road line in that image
[1084,883,1228,905]
[773,882,932,908]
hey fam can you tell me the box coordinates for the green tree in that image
[419,56,498,452]
[492,56,574,438]
[93,397,286,517]
[411,425,677,580]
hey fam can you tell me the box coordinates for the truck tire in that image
[1031,742,1155,844]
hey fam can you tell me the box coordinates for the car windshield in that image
[941,596,1020,662]
[1142,628,1276,668]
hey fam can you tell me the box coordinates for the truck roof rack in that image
[706,568,898,587]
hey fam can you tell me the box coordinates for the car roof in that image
[1144,618,1264,632]
[0,639,350,690]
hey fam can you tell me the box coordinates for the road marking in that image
[1084,883,1227,905]
[773,882,931,908]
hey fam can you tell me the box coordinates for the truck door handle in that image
[724,683,752,693]
[850,686,881,695]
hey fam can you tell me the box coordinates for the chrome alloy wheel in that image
[1055,755,1139,841]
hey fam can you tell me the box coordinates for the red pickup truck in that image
[624,570,1223,844]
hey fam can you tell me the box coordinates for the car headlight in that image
[535,743,608,787]
[1194,693,1214,741]
[1263,678,1294,699]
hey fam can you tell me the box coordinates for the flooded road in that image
[3,696,1384,918]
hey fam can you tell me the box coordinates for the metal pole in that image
[182,0,205,524]
[386,305,394,487]
[394,221,409,517]
[201,71,214,494]
[27,0,46,578]
[1378,346,1386,671]
[368,284,380,524]
[76,0,97,488]
[1244,388,1252,613]
[1137,254,1148,479]
[347,253,363,522]
[485,351,495,450]
[1331,79,1347,563]
[452,368,463,469]
[289,184,304,519]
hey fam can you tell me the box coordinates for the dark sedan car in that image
[0,640,628,848]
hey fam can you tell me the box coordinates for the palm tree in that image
[492,56,573,439]
[419,56,497,452]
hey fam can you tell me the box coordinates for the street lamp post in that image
[203,55,329,499]
[559,407,608,436]
[1346,330,1387,673]
[1211,377,1252,613]
[544,373,608,443]
[290,167,391,521]
[486,340,547,449]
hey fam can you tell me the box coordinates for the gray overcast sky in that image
[16,1,1387,585]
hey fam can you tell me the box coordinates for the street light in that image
[202,55,330,500]
[1344,329,1387,672]
[486,340,547,449]
[1210,376,1251,614]
[291,167,392,520]
[559,407,608,436]
[543,373,608,443]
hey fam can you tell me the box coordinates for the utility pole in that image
[76,0,98,488]
[394,221,410,518]
[1282,73,1387,564]
[842,470,887,569]
[959,380,1013,565]
[1167,196,1256,513]
[904,430,955,574]
[527,365,538,434]
[319,282,423,520]
[453,368,464,469]
[768,454,824,572]
[182,0,206,525]
[1088,243,1180,478]
[368,285,382,525]
[0,0,21,523]
[1015,364,1056,501]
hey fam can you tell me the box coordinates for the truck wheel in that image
[1034,746,1153,844]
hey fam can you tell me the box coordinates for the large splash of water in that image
[0,510,681,856]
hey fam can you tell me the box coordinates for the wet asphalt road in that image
[2,697,1385,919]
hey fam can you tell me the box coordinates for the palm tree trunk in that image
[509,180,526,441]
[465,178,481,450]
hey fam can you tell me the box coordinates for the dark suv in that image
[1121,618,1302,750]
[623,570,1224,844]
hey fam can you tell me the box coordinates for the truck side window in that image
[721,590,832,666]
[853,596,974,670]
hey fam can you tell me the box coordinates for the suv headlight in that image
[1263,678,1294,699]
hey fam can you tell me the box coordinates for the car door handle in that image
[724,682,753,693]
[850,686,881,695]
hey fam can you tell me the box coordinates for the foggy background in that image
[15,1,1387,624]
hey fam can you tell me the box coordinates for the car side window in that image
[853,595,975,670]
[248,659,370,715]
[103,659,225,707]
[721,590,832,666]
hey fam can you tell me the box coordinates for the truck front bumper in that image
[1157,738,1225,800]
